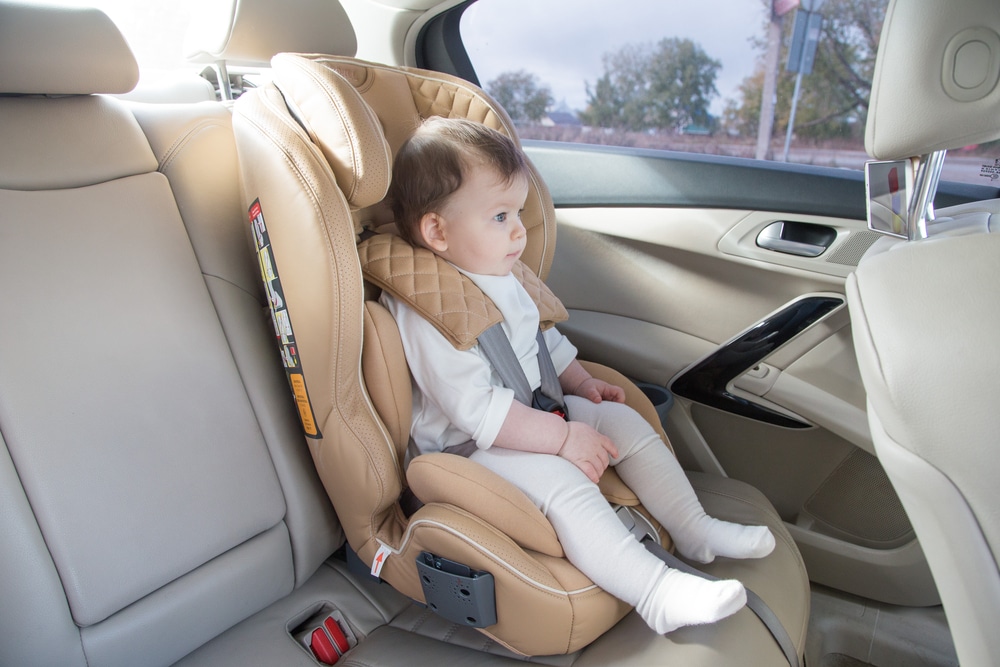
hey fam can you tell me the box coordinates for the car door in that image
[528,143,979,606]
[428,0,997,611]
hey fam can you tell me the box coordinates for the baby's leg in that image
[564,396,775,564]
[469,446,746,633]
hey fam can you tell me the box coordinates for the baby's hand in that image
[557,422,619,483]
[572,377,626,404]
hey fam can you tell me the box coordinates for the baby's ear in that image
[419,212,448,252]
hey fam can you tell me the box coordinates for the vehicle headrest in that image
[866,0,1000,159]
[0,1,138,95]
[184,0,357,67]
[271,53,391,210]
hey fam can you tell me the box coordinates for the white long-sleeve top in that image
[380,269,577,454]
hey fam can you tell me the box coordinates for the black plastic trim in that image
[523,141,999,221]
[670,296,844,428]
[415,1,480,85]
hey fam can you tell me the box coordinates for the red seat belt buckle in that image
[309,627,339,665]
[304,611,355,665]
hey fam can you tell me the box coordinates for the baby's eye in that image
[494,212,507,223]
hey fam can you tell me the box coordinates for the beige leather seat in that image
[232,51,809,660]
[848,1,1000,665]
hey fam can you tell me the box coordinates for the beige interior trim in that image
[786,522,938,607]
[718,211,869,279]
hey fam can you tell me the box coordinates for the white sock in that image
[590,403,776,564]
[671,517,776,564]
[636,566,747,634]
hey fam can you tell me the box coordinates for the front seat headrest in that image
[866,0,1000,159]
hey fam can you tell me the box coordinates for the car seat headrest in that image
[184,0,357,67]
[866,0,1000,159]
[0,1,139,95]
[271,54,391,210]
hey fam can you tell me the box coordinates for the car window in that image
[460,0,994,188]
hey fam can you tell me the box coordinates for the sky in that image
[461,0,770,116]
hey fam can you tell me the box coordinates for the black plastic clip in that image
[416,552,497,628]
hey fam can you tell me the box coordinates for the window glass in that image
[461,0,994,187]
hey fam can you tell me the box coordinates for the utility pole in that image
[782,0,825,161]
[756,1,792,160]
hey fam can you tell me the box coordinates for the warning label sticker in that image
[249,199,321,439]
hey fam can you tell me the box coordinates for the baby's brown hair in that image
[389,116,528,247]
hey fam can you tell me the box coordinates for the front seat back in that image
[849,0,1000,664]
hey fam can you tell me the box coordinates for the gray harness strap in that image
[441,324,566,459]
[477,324,566,416]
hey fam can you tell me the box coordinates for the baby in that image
[382,116,774,634]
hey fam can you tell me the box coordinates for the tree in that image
[725,0,887,142]
[580,38,721,133]
[486,70,554,124]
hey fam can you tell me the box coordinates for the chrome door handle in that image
[756,221,835,257]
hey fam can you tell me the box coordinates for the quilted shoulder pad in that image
[512,262,569,330]
[358,234,567,350]
[358,234,501,350]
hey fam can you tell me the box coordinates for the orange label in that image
[290,372,319,437]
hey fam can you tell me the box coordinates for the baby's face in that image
[431,164,529,276]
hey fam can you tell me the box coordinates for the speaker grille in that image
[826,229,881,266]
[803,449,913,549]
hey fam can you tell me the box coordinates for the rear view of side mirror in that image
[865,158,913,239]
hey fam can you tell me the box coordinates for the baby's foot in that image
[673,519,775,564]
[636,568,747,634]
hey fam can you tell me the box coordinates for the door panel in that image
[530,142,944,606]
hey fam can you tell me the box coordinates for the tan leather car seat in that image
[232,52,809,659]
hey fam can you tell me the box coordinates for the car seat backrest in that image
[270,53,558,279]
[0,3,341,666]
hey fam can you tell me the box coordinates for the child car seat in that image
[231,52,809,658]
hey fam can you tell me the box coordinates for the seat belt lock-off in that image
[416,552,497,628]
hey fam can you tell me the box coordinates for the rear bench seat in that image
[0,3,415,666]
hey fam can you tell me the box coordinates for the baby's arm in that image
[493,401,618,483]
[558,359,626,404]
